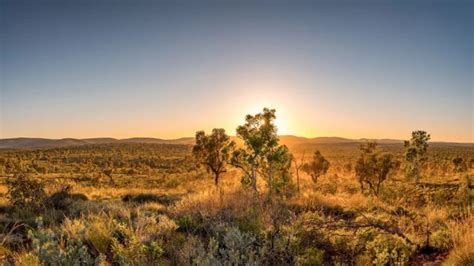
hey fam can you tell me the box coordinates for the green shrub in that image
[430,228,452,251]
[296,247,325,266]
[236,208,262,235]
[183,227,263,265]
[28,217,95,265]
[6,174,46,211]
[109,222,164,265]
[111,233,147,265]
[86,217,114,254]
[144,241,164,263]
[176,214,201,233]
[366,234,414,266]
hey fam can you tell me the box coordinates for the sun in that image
[274,117,288,135]
[238,103,290,135]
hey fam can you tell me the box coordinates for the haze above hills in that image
[1,136,471,149]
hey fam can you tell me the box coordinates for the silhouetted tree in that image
[192,128,235,187]
[302,150,330,184]
[355,142,396,196]
[404,130,430,181]
[231,108,279,192]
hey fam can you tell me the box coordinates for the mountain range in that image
[0,135,455,149]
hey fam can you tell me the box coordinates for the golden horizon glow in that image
[2,103,471,143]
[1,77,472,143]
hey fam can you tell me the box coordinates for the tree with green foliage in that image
[302,150,330,184]
[6,174,46,211]
[404,130,430,181]
[192,128,235,187]
[355,142,396,196]
[261,145,293,196]
[231,108,286,193]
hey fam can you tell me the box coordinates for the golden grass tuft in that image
[444,212,474,266]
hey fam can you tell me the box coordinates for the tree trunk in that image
[213,171,219,187]
[268,168,273,197]
[251,165,257,192]
[296,169,300,193]
[359,180,365,193]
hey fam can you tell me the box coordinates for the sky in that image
[1,0,472,142]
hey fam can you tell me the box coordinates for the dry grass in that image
[444,212,474,266]
[173,186,254,218]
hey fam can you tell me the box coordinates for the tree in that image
[452,157,467,173]
[355,142,396,196]
[231,108,280,192]
[404,130,430,181]
[6,174,46,211]
[343,163,353,174]
[261,145,293,196]
[302,150,330,184]
[292,151,306,192]
[192,128,235,187]
[103,165,116,186]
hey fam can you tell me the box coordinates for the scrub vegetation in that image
[0,109,473,265]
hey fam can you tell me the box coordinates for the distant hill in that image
[118,137,195,145]
[275,136,354,146]
[0,137,193,149]
[0,135,470,149]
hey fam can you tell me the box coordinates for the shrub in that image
[122,193,180,205]
[404,131,430,181]
[28,217,95,265]
[60,218,87,241]
[182,227,264,265]
[355,142,396,196]
[452,157,467,173]
[366,234,414,266]
[155,215,179,236]
[236,207,262,234]
[176,214,200,233]
[302,150,330,184]
[319,180,338,195]
[12,252,41,266]
[430,227,452,251]
[109,222,165,265]
[46,185,88,211]
[460,175,473,209]
[111,232,147,265]
[296,247,325,265]
[6,174,46,211]
[86,216,114,254]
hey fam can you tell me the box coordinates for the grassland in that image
[0,141,473,265]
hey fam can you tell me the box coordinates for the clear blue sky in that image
[1,0,472,142]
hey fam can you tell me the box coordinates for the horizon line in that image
[1,135,472,144]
